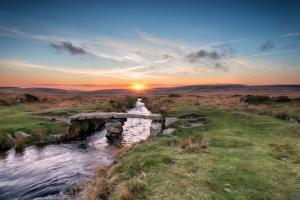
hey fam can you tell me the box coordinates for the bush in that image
[0,134,14,152]
[275,111,290,120]
[109,96,137,112]
[0,99,10,106]
[17,93,40,103]
[115,177,145,200]
[273,96,290,103]
[241,95,271,104]
[123,95,137,109]
[15,137,27,152]
[32,127,46,140]
[169,93,181,98]
[82,177,111,200]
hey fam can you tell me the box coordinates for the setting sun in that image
[130,83,146,91]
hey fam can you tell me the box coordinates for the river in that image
[0,99,152,200]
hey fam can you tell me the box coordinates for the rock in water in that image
[106,126,123,134]
[150,120,163,135]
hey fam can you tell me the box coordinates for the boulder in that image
[162,128,176,135]
[105,132,122,140]
[106,126,123,134]
[165,117,178,128]
[14,131,30,139]
[150,120,163,135]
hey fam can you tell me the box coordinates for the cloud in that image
[214,62,228,71]
[281,32,300,37]
[50,41,88,55]
[245,48,300,58]
[185,49,224,62]
[285,35,300,49]
[183,48,231,72]
[260,40,274,51]
[0,59,171,80]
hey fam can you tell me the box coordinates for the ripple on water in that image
[0,99,152,200]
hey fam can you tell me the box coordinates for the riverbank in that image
[81,102,300,199]
[0,97,148,200]
[0,94,137,152]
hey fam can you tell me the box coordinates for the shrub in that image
[17,93,40,103]
[15,137,27,152]
[169,93,181,98]
[115,177,145,200]
[0,134,14,152]
[273,96,291,103]
[108,96,137,112]
[0,99,10,106]
[82,177,111,200]
[109,99,126,112]
[126,177,145,193]
[241,95,271,104]
[123,95,137,109]
[275,111,290,120]
[116,186,132,200]
[32,127,46,140]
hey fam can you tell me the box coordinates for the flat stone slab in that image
[162,128,176,135]
[165,117,179,128]
[70,112,163,121]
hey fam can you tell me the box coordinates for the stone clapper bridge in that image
[68,112,164,140]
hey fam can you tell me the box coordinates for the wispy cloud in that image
[281,32,300,37]
[185,50,224,62]
[50,41,88,55]
[0,59,170,80]
[2,24,298,78]
[245,48,300,58]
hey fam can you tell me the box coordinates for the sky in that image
[0,0,300,90]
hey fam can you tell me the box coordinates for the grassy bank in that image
[0,104,67,151]
[0,105,65,134]
[0,95,137,152]
[84,103,300,199]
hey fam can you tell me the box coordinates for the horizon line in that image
[1,83,300,92]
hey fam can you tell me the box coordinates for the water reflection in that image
[0,99,151,200]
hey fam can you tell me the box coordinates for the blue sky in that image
[0,0,300,89]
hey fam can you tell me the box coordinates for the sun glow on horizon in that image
[130,83,146,92]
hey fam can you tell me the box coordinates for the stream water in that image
[0,99,152,200]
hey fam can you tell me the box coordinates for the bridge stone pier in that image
[69,112,164,140]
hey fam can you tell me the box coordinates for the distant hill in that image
[0,84,299,95]
[151,84,247,93]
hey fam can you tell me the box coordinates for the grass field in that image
[1,89,299,199]
[86,102,300,200]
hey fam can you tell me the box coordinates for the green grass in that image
[33,102,116,116]
[0,105,65,138]
[106,104,300,200]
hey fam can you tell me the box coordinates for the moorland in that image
[0,84,299,200]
